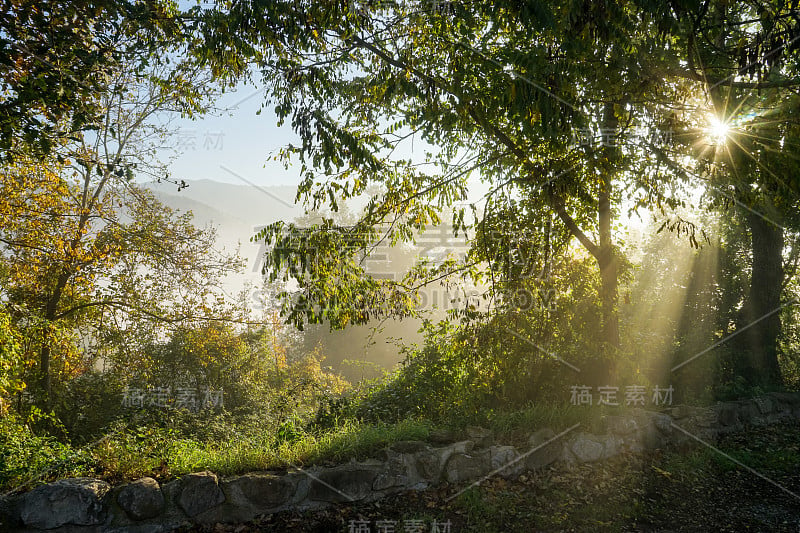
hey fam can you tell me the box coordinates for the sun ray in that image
[707,116,730,145]
[726,133,794,193]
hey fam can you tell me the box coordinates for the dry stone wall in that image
[2,392,799,532]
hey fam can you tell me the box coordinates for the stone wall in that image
[2,392,799,532]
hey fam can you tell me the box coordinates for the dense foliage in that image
[1,0,800,506]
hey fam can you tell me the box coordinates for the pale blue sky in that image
[156,1,304,186]
[158,81,305,187]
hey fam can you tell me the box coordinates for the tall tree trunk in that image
[745,211,783,387]
[582,103,621,386]
[599,103,620,351]
[598,178,619,349]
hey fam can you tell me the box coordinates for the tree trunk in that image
[599,103,620,351]
[38,269,71,406]
[598,178,619,350]
[584,103,621,386]
[745,211,783,387]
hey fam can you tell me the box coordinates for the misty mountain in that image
[144,179,423,376]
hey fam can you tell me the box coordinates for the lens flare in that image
[707,116,730,145]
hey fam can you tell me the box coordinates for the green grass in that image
[3,401,660,492]
[160,417,433,477]
[1,416,435,492]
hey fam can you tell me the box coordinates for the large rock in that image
[489,445,522,478]
[428,428,458,445]
[601,415,642,436]
[768,391,800,410]
[19,478,110,529]
[625,423,664,452]
[752,396,774,415]
[524,428,562,470]
[0,495,20,530]
[412,449,442,482]
[735,400,762,425]
[568,433,622,463]
[373,452,417,491]
[224,473,295,511]
[117,477,165,521]
[389,441,430,454]
[465,426,493,448]
[715,402,741,427]
[443,451,490,484]
[411,441,474,483]
[307,464,380,503]
[177,471,225,518]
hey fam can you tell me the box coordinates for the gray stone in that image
[19,478,110,529]
[372,471,405,492]
[601,415,640,435]
[601,434,624,459]
[524,428,561,470]
[715,403,741,427]
[428,428,458,444]
[691,411,717,428]
[413,450,442,481]
[440,440,474,460]
[177,471,225,518]
[0,495,20,530]
[372,450,420,491]
[118,477,165,521]
[652,413,673,434]
[224,473,295,511]
[283,470,312,506]
[413,440,474,483]
[736,400,761,425]
[158,478,186,523]
[489,445,522,478]
[627,424,664,452]
[444,452,490,484]
[11,394,799,529]
[570,433,605,463]
[104,525,174,533]
[307,465,379,503]
[752,396,774,415]
[768,392,800,409]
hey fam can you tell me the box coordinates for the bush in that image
[0,409,95,492]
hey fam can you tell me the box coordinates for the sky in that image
[154,81,654,237]
[155,81,305,187]
[150,3,658,236]
[152,1,300,187]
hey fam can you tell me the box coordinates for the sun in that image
[707,116,730,145]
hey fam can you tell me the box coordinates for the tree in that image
[662,1,800,388]
[195,0,800,389]
[0,299,24,414]
[197,0,694,384]
[0,0,202,160]
[0,54,240,404]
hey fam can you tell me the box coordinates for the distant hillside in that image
[146,179,301,230]
[143,178,423,374]
[145,179,303,274]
